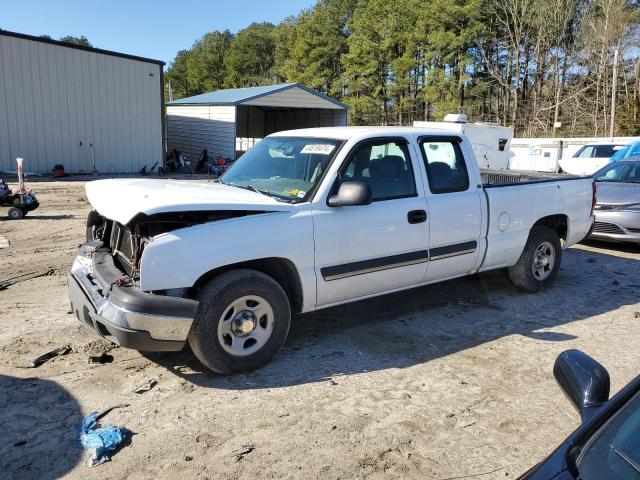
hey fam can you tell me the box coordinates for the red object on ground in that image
[52,165,65,178]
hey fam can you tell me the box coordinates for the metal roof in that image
[167,83,349,109]
[0,29,165,66]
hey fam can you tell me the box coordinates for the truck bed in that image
[481,169,580,187]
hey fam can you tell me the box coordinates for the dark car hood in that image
[595,182,640,206]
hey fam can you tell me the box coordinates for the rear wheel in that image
[508,226,562,292]
[188,269,291,374]
[8,207,23,220]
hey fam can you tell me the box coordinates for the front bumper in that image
[68,243,198,351]
[589,210,640,244]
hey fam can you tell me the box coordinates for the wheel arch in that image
[190,257,304,313]
[532,214,568,242]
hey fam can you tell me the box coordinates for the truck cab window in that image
[341,140,416,201]
[419,140,470,194]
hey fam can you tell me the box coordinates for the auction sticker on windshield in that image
[300,144,336,155]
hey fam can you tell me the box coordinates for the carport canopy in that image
[167,83,349,158]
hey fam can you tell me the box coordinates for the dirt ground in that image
[1,179,639,480]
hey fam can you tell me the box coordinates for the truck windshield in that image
[220,136,343,202]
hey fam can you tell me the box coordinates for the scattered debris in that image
[17,344,71,368]
[439,466,505,480]
[634,312,640,319]
[329,378,338,386]
[232,444,255,462]
[80,407,131,466]
[95,404,130,421]
[0,234,9,249]
[320,465,331,475]
[184,455,193,461]
[13,440,27,447]
[0,268,54,291]
[88,353,114,364]
[132,378,157,394]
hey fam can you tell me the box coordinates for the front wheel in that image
[8,207,24,220]
[188,269,291,374]
[508,226,562,292]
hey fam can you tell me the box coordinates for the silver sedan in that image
[590,158,640,244]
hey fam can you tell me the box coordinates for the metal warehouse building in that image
[0,30,164,174]
[166,83,348,160]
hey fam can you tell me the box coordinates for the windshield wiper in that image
[228,183,278,199]
[245,184,268,195]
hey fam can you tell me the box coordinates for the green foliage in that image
[187,30,233,93]
[59,35,92,47]
[164,0,640,135]
[39,34,93,47]
[224,22,277,87]
[276,0,356,97]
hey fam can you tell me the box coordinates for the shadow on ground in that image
[0,374,83,479]
[23,214,75,220]
[144,247,639,389]
[581,238,640,254]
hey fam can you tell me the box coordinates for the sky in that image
[1,0,316,65]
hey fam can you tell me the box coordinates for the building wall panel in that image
[0,34,163,174]
[166,105,236,160]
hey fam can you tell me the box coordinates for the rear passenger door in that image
[313,137,430,306]
[418,136,484,281]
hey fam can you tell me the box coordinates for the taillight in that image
[591,181,597,216]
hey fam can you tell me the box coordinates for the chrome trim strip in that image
[430,248,477,261]
[323,257,429,281]
[321,241,480,281]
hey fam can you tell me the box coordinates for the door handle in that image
[407,210,427,224]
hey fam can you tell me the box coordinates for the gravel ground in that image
[1,179,639,480]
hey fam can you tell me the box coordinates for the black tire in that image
[188,269,291,374]
[508,226,562,292]
[8,207,23,220]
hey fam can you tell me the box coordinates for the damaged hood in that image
[85,178,292,225]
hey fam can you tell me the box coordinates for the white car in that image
[68,127,595,374]
[558,142,625,176]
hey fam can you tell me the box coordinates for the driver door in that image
[312,137,430,306]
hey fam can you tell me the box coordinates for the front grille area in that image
[593,221,625,235]
[104,220,136,275]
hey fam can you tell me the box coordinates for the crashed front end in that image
[68,212,202,351]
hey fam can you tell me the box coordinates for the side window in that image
[340,139,417,201]
[419,139,470,194]
[576,146,595,158]
[593,145,617,158]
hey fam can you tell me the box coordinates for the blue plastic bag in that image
[80,412,130,466]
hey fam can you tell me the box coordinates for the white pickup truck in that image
[69,127,595,374]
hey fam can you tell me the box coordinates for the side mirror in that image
[327,181,372,207]
[553,350,610,422]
